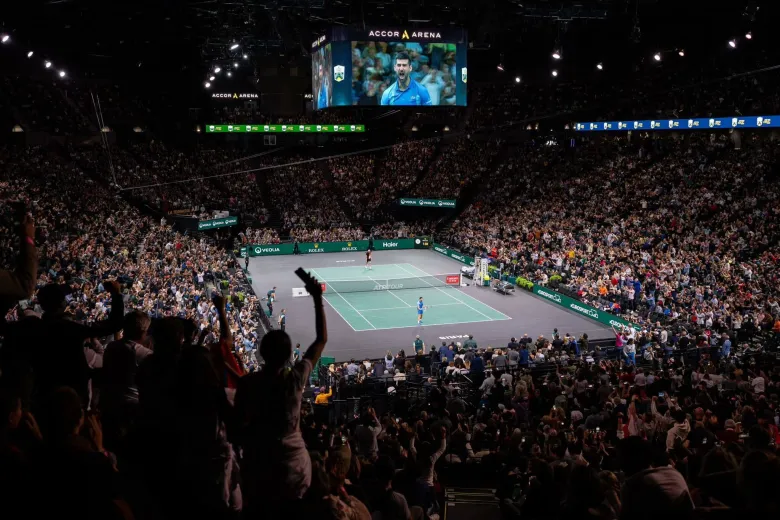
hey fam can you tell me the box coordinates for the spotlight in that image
[552,50,561,60]
[596,63,603,70]
[514,76,521,83]
[58,70,66,78]
[551,70,558,77]
[745,32,752,40]
[227,71,232,77]
[1,34,9,43]
[496,64,504,72]
[678,49,685,57]
[728,39,737,48]
[234,62,239,68]
[209,76,215,81]
[44,61,52,69]
[230,43,239,50]
[27,51,33,58]
[653,53,662,61]
[242,54,248,60]
[205,82,211,88]
[214,67,221,73]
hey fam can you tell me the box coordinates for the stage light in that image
[678,49,685,57]
[1,34,9,43]
[552,50,561,60]
[515,76,521,83]
[653,53,662,61]
[234,62,239,68]
[58,70,66,78]
[44,61,52,69]
[496,64,504,71]
[745,32,752,40]
[230,43,239,50]
[205,82,211,88]
[27,51,33,58]
[209,76,215,81]
[728,39,737,48]
[242,54,248,60]
[596,63,603,70]
[227,71,232,77]
[214,67,221,73]
[551,70,558,77]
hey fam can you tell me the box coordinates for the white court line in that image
[311,268,376,330]
[357,302,465,312]
[394,263,504,321]
[367,275,413,308]
[353,317,495,331]
[401,262,512,320]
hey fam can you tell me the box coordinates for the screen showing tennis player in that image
[311,43,333,109]
[351,41,461,106]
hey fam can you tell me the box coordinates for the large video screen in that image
[311,28,468,109]
[311,43,333,110]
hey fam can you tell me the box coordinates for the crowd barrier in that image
[240,236,431,257]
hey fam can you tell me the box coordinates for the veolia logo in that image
[374,283,403,291]
[254,246,280,254]
[536,289,562,303]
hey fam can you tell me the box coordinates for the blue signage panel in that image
[575,115,778,132]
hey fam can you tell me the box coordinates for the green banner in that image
[298,240,369,254]
[206,124,365,133]
[242,236,430,257]
[372,238,425,250]
[399,198,456,208]
[198,216,238,231]
[532,286,640,331]
[247,243,296,257]
[432,244,475,266]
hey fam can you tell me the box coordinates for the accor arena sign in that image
[368,30,443,40]
[212,93,259,100]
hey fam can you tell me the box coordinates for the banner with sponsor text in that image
[399,198,456,208]
[198,216,238,230]
[574,115,778,132]
[432,244,476,266]
[532,286,640,331]
[242,237,430,257]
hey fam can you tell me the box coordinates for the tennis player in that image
[417,296,424,325]
[365,249,372,270]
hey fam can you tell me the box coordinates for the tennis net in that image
[324,274,461,294]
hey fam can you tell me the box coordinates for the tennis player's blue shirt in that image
[417,301,424,314]
[380,79,432,106]
[317,83,329,109]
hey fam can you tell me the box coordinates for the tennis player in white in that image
[417,297,424,324]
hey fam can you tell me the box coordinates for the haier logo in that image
[536,289,562,303]
[383,242,399,248]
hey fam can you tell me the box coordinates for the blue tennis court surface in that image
[308,263,511,331]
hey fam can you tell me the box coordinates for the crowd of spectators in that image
[413,136,503,199]
[447,134,780,338]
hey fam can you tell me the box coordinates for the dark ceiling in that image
[0,0,773,85]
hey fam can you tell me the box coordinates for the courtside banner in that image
[531,286,640,331]
[243,237,430,257]
[399,198,456,208]
[198,216,238,230]
[432,243,475,266]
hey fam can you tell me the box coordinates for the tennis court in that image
[308,263,510,331]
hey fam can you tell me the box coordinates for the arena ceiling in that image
[0,0,771,83]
